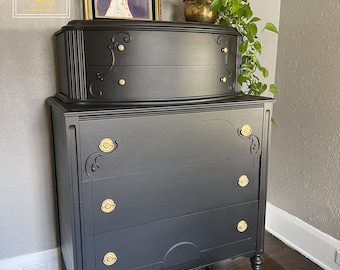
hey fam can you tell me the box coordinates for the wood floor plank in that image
[211,232,323,270]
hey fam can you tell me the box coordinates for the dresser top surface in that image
[47,94,274,117]
[55,19,240,36]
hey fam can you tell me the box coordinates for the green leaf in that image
[253,41,262,53]
[231,0,240,13]
[210,0,222,11]
[237,74,248,85]
[235,8,245,17]
[249,17,261,23]
[242,4,253,19]
[241,63,253,70]
[256,82,267,95]
[248,23,257,37]
[238,41,247,54]
[271,117,279,133]
[269,83,279,94]
[259,66,269,78]
[265,22,279,33]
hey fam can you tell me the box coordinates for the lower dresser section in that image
[48,96,273,270]
[84,202,258,270]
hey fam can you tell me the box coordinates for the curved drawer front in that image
[81,158,259,235]
[55,20,240,102]
[80,108,263,181]
[86,65,235,102]
[79,107,263,237]
[83,202,258,270]
[83,30,237,67]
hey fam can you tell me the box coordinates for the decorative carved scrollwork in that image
[216,34,234,89]
[237,127,261,155]
[89,32,132,97]
[85,140,119,177]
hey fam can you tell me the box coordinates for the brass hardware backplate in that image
[240,124,252,137]
[118,44,125,51]
[101,199,116,213]
[238,175,249,187]
[103,252,117,266]
[237,220,248,232]
[99,138,115,153]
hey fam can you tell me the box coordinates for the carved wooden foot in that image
[250,254,263,270]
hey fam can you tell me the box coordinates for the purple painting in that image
[96,0,150,19]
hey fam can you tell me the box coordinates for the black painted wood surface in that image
[48,95,273,270]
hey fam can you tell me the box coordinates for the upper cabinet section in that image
[54,20,242,104]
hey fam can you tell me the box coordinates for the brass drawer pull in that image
[237,220,248,233]
[117,44,125,51]
[101,199,116,213]
[240,124,252,137]
[99,138,116,153]
[103,252,117,266]
[118,79,126,86]
[220,77,227,83]
[221,47,228,53]
[238,175,249,187]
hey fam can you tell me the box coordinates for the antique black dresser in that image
[48,20,274,270]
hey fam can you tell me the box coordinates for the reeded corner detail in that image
[237,126,260,155]
[89,32,132,97]
[85,140,119,177]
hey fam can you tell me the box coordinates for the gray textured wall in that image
[0,0,280,261]
[268,0,340,240]
[0,1,81,260]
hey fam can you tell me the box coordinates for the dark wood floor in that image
[212,232,323,270]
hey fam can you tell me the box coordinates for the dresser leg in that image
[250,253,263,270]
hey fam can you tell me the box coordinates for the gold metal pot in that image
[184,0,218,24]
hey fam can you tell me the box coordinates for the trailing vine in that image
[210,0,279,96]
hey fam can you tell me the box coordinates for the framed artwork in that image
[84,0,161,20]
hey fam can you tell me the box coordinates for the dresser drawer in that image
[86,65,234,101]
[80,108,263,181]
[81,158,259,235]
[83,202,258,270]
[55,20,241,102]
[83,29,237,67]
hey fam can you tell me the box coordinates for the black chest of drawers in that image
[48,96,273,270]
[54,20,241,104]
[49,20,273,270]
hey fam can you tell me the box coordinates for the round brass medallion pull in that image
[103,252,117,266]
[240,124,252,137]
[99,138,116,153]
[237,220,248,233]
[238,175,249,187]
[101,199,116,213]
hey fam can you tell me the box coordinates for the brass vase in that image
[184,0,218,24]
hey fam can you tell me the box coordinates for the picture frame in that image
[84,0,161,21]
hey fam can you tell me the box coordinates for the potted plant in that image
[210,0,279,98]
[183,0,218,23]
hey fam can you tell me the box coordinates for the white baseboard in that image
[266,202,340,270]
[0,248,60,270]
